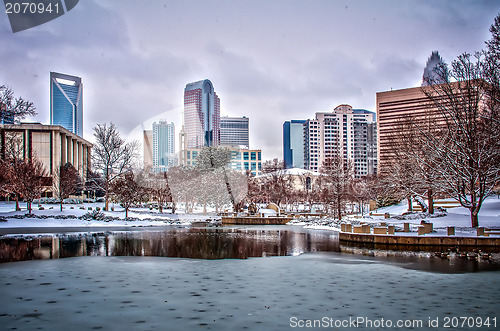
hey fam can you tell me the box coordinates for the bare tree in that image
[92,123,138,211]
[111,172,140,219]
[0,133,26,211]
[85,170,105,200]
[12,158,48,214]
[412,53,500,227]
[136,170,174,213]
[484,13,500,113]
[58,163,82,211]
[259,158,293,208]
[167,165,199,213]
[0,159,14,198]
[385,116,445,213]
[195,146,240,211]
[247,175,268,204]
[0,85,36,123]
[319,155,354,220]
[350,176,378,216]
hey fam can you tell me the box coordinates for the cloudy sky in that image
[1,0,499,161]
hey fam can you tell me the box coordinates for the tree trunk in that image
[27,201,31,214]
[337,196,342,221]
[15,194,20,211]
[60,202,63,212]
[223,169,236,211]
[407,197,413,212]
[471,210,479,228]
[427,189,434,214]
[125,208,128,220]
[104,178,109,211]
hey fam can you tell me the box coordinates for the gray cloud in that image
[1,0,499,160]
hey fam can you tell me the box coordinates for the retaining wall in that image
[221,216,292,225]
[339,232,500,251]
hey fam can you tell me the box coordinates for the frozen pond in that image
[0,226,340,261]
[1,227,499,330]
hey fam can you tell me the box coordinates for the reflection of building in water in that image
[0,229,341,262]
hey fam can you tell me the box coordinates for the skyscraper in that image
[152,121,175,173]
[283,120,306,169]
[220,116,249,147]
[50,72,83,137]
[422,51,447,86]
[303,105,377,177]
[184,79,220,148]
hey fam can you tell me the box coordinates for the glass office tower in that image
[283,120,306,169]
[50,72,83,137]
[152,121,175,173]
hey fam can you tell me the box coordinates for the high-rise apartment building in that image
[283,120,306,169]
[366,122,378,176]
[184,79,220,148]
[303,105,377,177]
[152,121,175,173]
[50,72,83,137]
[220,116,249,147]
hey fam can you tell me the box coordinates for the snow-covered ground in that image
[290,196,500,237]
[0,201,220,230]
[1,197,499,238]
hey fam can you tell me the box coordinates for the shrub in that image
[376,195,400,208]
[82,209,106,221]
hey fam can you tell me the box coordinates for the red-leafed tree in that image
[111,172,140,219]
[11,158,48,214]
[58,163,82,211]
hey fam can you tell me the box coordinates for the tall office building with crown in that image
[50,72,83,137]
[421,51,447,86]
[183,79,220,148]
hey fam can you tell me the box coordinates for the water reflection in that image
[2,227,500,273]
[0,228,340,263]
[338,246,500,273]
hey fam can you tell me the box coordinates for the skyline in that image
[1,0,499,160]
